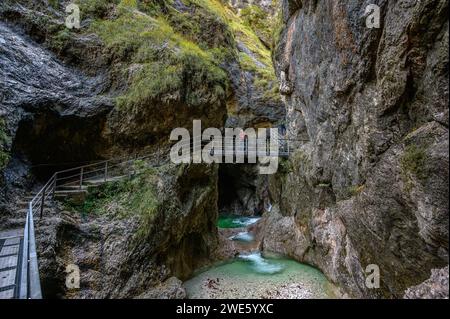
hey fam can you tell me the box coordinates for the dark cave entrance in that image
[217,164,268,216]
[10,112,108,182]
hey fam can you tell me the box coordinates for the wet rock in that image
[404,266,449,299]
[266,0,449,298]
[137,277,186,299]
[36,164,220,299]
[218,164,269,216]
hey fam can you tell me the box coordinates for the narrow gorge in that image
[0,0,448,300]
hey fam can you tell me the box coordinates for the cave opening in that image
[10,112,108,181]
[217,164,267,217]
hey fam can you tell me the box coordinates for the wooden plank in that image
[0,255,18,270]
[0,229,22,239]
[0,245,19,256]
[0,269,17,288]
[4,238,21,246]
[0,288,14,299]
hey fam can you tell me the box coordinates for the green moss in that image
[278,158,293,174]
[401,145,427,181]
[138,0,173,15]
[91,7,228,109]
[48,28,72,53]
[0,118,10,169]
[240,5,272,44]
[291,149,311,168]
[119,0,138,8]
[74,0,279,109]
[346,185,365,197]
[65,166,162,240]
[76,0,121,18]
[189,0,279,99]
[272,0,284,51]
[48,0,60,9]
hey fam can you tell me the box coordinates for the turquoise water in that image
[229,232,255,242]
[184,252,338,299]
[238,252,285,274]
[217,216,261,229]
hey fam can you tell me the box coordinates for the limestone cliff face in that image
[37,163,219,298]
[0,0,282,298]
[0,0,284,171]
[0,0,282,213]
[265,0,449,298]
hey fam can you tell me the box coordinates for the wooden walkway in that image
[0,229,23,299]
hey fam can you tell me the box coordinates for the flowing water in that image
[229,231,255,242]
[186,216,339,299]
[184,252,338,299]
[217,216,261,229]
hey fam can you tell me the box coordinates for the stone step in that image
[54,190,88,198]
[83,175,127,185]
[55,175,126,188]
[57,185,90,191]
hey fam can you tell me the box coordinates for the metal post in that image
[52,175,56,198]
[80,167,84,190]
[19,205,30,299]
[40,189,45,219]
[28,207,42,299]
[104,162,108,182]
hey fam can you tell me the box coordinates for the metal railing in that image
[18,151,163,299]
[17,137,302,298]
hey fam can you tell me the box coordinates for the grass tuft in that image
[0,118,10,169]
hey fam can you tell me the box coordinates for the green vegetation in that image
[89,3,228,109]
[240,5,272,44]
[65,166,161,240]
[401,145,427,181]
[199,0,279,96]
[278,158,293,174]
[76,0,121,18]
[48,0,59,9]
[69,0,282,110]
[272,3,284,52]
[0,118,10,170]
[48,28,72,53]
[291,149,311,168]
[346,184,365,197]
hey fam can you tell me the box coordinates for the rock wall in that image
[37,164,219,298]
[0,0,280,218]
[264,0,449,298]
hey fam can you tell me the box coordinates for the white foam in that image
[230,232,255,242]
[239,252,285,274]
